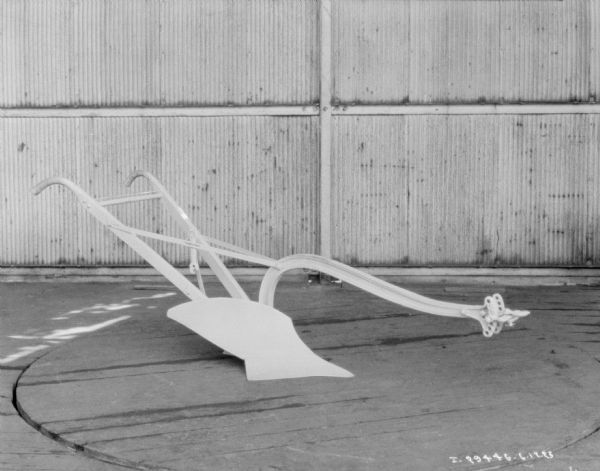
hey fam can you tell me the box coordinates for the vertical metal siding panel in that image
[2,0,161,106]
[480,116,501,266]
[407,116,490,265]
[331,116,409,265]
[409,1,502,104]
[408,1,448,103]
[332,0,410,104]
[20,0,72,106]
[445,3,501,103]
[157,0,318,106]
[540,115,587,265]
[158,117,229,264]
[329,114,597,267]
[37,118,78,265]
[591,0,600,101]
[573,0,590,101]
[0,1,22,106]
[159,0,220,105]
[0,0,317,106]
[494,116,518,265]
[331,0,592,104]
[587,116,600,264]
[87,0,159,106]
[0,118,164,266]
[490,115,590,266]
[2,117,317,266]
[499,0,589,102]
[76,118,163,265]
[1,1,595,105]
[492,116,516,264]
[0,119,79,265]
[159,117,319,265]
[3,115,599,267]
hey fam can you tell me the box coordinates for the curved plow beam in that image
[259,255,530,338]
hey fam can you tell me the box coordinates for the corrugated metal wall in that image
[0,117,319,265]
[328,0,600,266]
[332,0,596,103]
[1,0,599,268]
[0,0,319,106]
[332,115,600,266]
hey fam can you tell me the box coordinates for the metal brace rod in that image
[199,235,268,259]
[108,225,278,268]
[98,191,161,206]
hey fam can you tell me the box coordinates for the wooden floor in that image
[4,281,600,470]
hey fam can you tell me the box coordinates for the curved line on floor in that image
[12,353,173,471]
[12,328,600,471]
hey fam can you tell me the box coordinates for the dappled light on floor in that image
[0,292,175,365]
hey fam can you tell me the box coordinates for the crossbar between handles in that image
[98,192,162,206]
